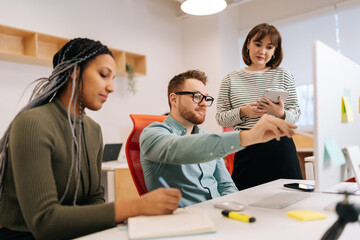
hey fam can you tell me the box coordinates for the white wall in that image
[218,10,241,79]
[181,15,223,132]
[180,10,241,133]
[0,0,184,143]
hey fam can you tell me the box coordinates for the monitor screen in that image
[313,41,360,192]
[102,143,122,162]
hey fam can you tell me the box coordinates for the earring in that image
[272,55,275,60]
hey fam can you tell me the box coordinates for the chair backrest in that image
[125,114,167,196]
[222,127,235,175]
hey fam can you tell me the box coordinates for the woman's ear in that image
[69,67,81,80]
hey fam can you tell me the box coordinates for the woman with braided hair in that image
[0,38,181,240]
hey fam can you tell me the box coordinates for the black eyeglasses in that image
[175,91,214,107]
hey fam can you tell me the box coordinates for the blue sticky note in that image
[324,137,346,166]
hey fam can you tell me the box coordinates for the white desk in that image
[296,148,314,179]
[101,161,128,202]
[77,179,360,240]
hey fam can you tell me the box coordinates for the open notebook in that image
[127,208,216,239]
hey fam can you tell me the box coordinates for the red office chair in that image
[125,114,167,196]
[223,126,235,175]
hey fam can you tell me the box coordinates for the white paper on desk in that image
[127,208,216,239]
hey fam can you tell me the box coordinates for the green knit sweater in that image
[0,98,115,240]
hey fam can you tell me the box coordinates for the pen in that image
[158,177,185,208]
[221,210,256,223]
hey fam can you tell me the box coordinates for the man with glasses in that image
[140,70,297,206]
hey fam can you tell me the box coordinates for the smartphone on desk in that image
[283,183,315,192]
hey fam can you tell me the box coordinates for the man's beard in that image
[178,103,206,125]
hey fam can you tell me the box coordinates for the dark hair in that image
[0,38,113,202]
[242,23,283,69]
[53,38,113,68]
[167,70,207,108]
[53,38,113,96]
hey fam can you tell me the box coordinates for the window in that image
[296,84,314,127]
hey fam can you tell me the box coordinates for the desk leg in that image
[101,171,116,202]
[297,152,313,179]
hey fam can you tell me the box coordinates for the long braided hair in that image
[0,38,113,203]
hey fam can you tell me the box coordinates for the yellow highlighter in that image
[222,210,256,223]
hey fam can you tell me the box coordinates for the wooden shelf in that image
[126,51,147,75]
[0,24,146,76]
[110,48,126,73]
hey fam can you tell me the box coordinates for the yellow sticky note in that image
[342,96,354,122]
[286,210,327,221]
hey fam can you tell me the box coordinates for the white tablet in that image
[261,89,289,103]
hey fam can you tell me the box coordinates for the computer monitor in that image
[102,143,122,162]
[313,40,360,192]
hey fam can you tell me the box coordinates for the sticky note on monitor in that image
[324,137,346,166]
[287,210,327,221]
[341,96,354,122]
[344,88,351,99]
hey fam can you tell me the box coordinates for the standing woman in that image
[216,23,302,190]
[0,38,181,240]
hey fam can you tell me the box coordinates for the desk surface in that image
[296,148,314,152]
[77,179,360,240]
[101,160,128,171]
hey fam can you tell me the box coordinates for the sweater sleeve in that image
[9,111,115,240]
[282,69,301,124]
[87,128,106,205]
[215,73,243,127]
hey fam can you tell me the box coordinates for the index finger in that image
[267,116,297,138]
[262,97,272,104]
[163,188,182,198]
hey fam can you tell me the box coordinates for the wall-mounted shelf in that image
[0,24,146,76]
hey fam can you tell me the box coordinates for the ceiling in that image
[173,0,358,30]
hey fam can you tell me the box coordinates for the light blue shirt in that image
[140,115,243,206]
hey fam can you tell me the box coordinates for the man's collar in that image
[165,115,199,135]
[191,125,199,134]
